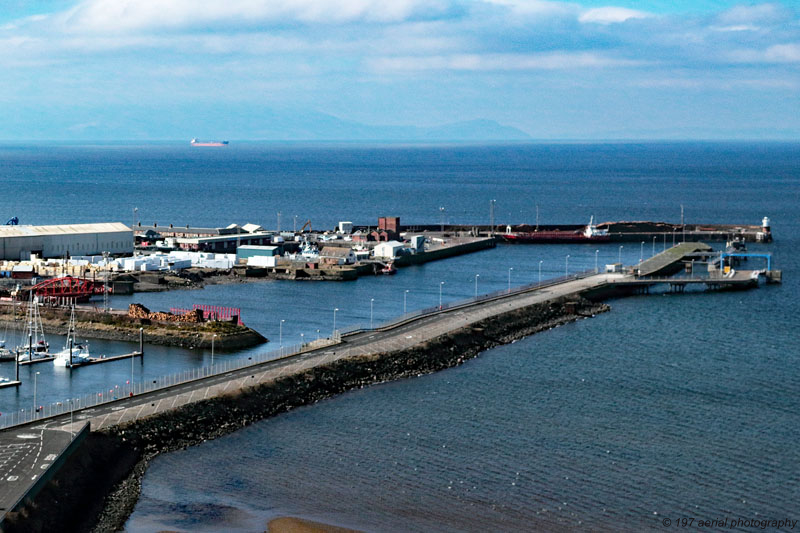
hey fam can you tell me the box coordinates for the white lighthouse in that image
[760,216,772,242]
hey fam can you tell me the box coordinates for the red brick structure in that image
[378,217,400,240]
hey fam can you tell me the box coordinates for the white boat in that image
[0,340,15,362]
[0,316,18,361]
[53,305,91,367]
[16,293,50,362]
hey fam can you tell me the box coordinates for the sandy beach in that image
[267,516,363,533]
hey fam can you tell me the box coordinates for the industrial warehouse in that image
[0,222,133,261]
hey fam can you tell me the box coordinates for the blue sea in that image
[1,142,798,531]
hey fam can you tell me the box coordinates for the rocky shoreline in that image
[2,296,608,533]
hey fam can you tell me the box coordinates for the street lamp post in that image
[212,333,217,367]
[507,267,513,293]
[33,371,40,416]
[652,236,656,257]
[130,342,135,396]
[538,260,543,284]
[370,298,374,329]
[300,333,304,348]
[640,241,645,264]
[474,274,479,298]
[316,329,320,341]
[618,245,624,265]
[279,319,285,354]
[132,207,138,251]
[595,249,599,273]
[565,255,570,277]
[439,282,445,310]
[333,308,338,336]
[404,290,409,314]
[440,206,445,232]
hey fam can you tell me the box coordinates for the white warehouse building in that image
[0,223,133,261]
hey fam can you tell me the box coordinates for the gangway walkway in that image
[636,242,713,277]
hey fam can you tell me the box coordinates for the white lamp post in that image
[595,249,599,273]
[439,282,445,309]
[565,255,570,277]
[538,260,543,284]
[652,236,656,257]
[131,338,135,395]
[404,290,409,314]
[640,241,645,263]
[211,333,217,367]
[618,245,623,265]
[333,308,338,336]
[279,319,285,353]
[474,274,479,298]
[33,371,40,416]
[507,267,513,293]
[370,298,374,329]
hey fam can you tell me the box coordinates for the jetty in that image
[18,356,56,366]
[0,243,780,531]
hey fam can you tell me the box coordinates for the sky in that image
[0,0,798,140]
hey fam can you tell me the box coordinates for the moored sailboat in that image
[16,293,50,362]
[53,304,91,368]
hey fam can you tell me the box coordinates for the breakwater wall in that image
[394,237,495,266]
[6,296,608,532]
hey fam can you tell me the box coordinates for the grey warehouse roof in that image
[0,222,132,238]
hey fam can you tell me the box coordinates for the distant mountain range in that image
[1,104,531,142]
[253,116,532,141]
[210,108,532,141]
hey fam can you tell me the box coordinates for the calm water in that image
[1,142,798,531]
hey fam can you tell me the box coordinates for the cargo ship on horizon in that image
[191,138,229,147]
[501,216,611,244]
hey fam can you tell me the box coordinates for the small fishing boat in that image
[380,261,397,275]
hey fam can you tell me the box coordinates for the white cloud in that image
[579,7,650,25]
[716,3,785,26]
[369,51,644,71]
[710,25,761,32]
[764,43,800,63]
[728,43,800,63]
[635,76,799,90]
[482,0,576,18]
[61,0,451,33]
